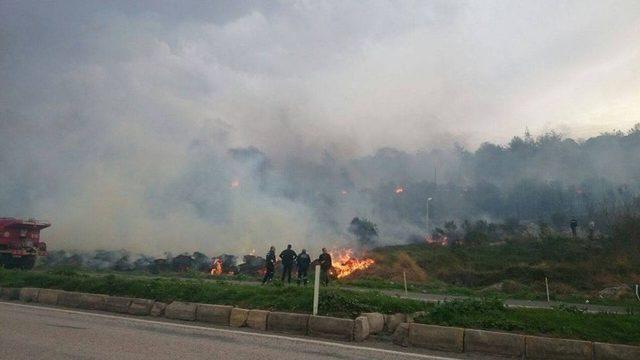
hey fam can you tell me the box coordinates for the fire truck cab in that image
[0,217,50,269]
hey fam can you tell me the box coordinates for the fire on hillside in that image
[329,248,375,279]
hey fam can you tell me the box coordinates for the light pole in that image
[426,197,433,235]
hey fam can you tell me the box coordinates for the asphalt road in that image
[0,302,505,360]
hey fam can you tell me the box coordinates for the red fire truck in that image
[0,217,50,269]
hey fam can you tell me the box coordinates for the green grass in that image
[2,268,638,344]
[0,268,429,318]
[368,241,640,307]
[415,298,640,345]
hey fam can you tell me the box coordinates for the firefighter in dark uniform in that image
[318,247,332,286]
[296,249,311,286]
[570,219,578,238]
[279,244,297,284]
[262,246,276,284]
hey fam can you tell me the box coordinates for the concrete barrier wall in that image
[246,309,269,331]
[308,315,354,341]
[58,291,83,308]
[354,316,369,342]
[0,287,20,300]
[37,289,63,305]
[267,312,309,335]
[525,335,593,360]
[464,329,525,357]
[408,323,464,353]
[150,302,167,317]
[594,342,640,360]
[230,308,249,327]
[165,301,197,321]
[19,287,40,302]
[385,313,406,333]
[196,304,233,325]
[105,296,131,313]
[128,298,154,316]
[4,287,640,360]
[362,312,384,334]
[79,293,107,310]
[392,323,410,347]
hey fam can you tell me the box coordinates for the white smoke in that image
[1,1,639,255]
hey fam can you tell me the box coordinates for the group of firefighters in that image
[261,245,333,286]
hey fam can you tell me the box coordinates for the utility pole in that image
[434,167,438,187]
[426,197,433,235]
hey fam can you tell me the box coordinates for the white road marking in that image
[1,301,459,360]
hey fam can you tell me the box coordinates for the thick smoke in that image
[1,1,640,256]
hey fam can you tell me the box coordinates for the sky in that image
[1,0,639,255]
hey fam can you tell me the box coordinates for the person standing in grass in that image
[296,249,311,286]
[279,244,297,284]
[317,248,332,286]
[262,246,276,284]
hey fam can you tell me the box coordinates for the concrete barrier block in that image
[464,329,525,357]
[230,308,249,327]
[247,309,269,331]
[105,296,132,314]
[594,342,640,360]
[128,298,154,316]
[525,335,593,360]
[150,302,167,317]
[19,287,40,302]
[392,323,410,347]
[409,323,464,352]
[78,293,107,310]
[267,312,309,335]
[37,289,63,305]
[385,313,407,333]
[407,311,426,323]
[165,301,197,321]
[58,291,83,308]
[0,287,20,300]
[354,316,370,342]
[196,304,233,325]
[309,315,354,341]
[362,312,384,334]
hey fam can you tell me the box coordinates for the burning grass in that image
[329,248,375,279]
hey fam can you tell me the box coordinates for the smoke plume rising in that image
[1,1,639,256]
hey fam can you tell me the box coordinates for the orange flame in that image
[330,248,375,279]
[210,258,223,276]
[425,235,448,246]
[394,186,404,194]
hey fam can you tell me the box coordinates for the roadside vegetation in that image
[414,298,640,345]
[0,267,428,318]
[2,268,639,344]
[351,231,640,308]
